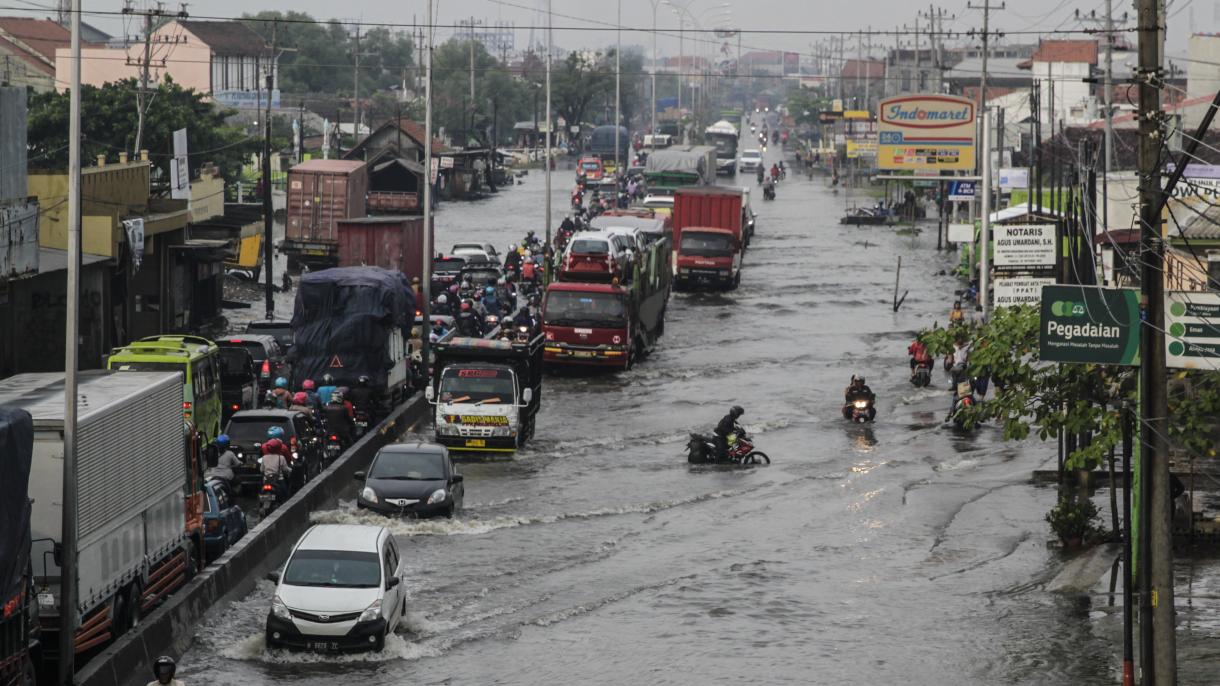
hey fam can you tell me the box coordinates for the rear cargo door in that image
[319,173,350,242]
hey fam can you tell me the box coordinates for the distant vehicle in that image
[283,159,369,270]
[203,478,248,560]
[577,156,605,182]
[559,231,634,283]
[432,256,467,292]
[641,194,675,216]
[0,407,38,685]
[642,134,674,148]
[219,334,290,392]
[355,442,465,516]
[704,119,740,175]
[738,149,764,174]
[245,320,295,352]
[673,187,747,290]
[265,524,407,652]
[215,344,258,424]
[450,248,494,266]
[223,409,322,491]
[458,263,505,293]
[107,334,223,441]
[588,125,631,165]
[451,242,500,263]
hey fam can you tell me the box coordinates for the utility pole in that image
[1079,5,1129,235]
[422,0,434,380]
[353,25,362,140]
[980,107,992,319]
[1136,0,1175,677]
[60,1,81,683]
[124,1,185,156]
[544,0,552,278]
[263,19,276,319]
[615,0,621,170]
[649,0,658,144]
[469,17,478,142]
[677,13,684,123]
[967,0,1004,155]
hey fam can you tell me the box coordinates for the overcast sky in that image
[73,0,1209,60]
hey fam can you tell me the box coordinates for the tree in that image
[242,12,354,95]
[28,77,256,181]
[551,52,614,135]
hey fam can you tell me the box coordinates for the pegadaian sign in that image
[1038,285,1140,366]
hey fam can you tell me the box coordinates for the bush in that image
[1045,495,1103,544]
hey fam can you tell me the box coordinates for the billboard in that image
[877,94,976,171]
[1039,286,1140,366]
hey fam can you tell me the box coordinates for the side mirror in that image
[353,470,366,481]
[385,576,401,590]
[265,570,280,584]
[522,388,533,404]
[425,386,435,403]
[451,474,464,484]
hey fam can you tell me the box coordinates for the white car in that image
[641,194,674,211]
[738,149,764,173]
[265,524,406,653]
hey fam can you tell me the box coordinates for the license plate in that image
[572,351,596,358]
[465,439,486,447]
[38,592,54,607]
[308,641,336,651]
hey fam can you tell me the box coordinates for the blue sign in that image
[948,180,978,201]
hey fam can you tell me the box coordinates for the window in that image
[369,450,447,480]
[283,550,381,588]
[383,550,395,582]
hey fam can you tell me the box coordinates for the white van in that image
[265,524,406,652]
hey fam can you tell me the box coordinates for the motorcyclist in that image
[483,285,501,318]
[842,376,877,420]
[260,438,291,501]
[270,377,292,409]
[513,305,537,332]
[521,252,538,285]
[756,166,764,185]
[770,163,780,182]
[504,244,522,273]
[908,339,933,376]
[713,405,745,461]
[323,391,355,448]
[778,160,786,178]
[433,293,451,316]
[348,375,375,420]
[763,174,776,198]
[205,434,241,486]
[300,379,318,406]
[289,392,313,414]
[456,301,485,337]
[147,655,184,686]
[316,374,338,412]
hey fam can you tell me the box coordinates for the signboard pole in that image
[980,108,992,319]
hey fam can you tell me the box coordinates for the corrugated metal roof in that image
[291,159,366,173]
[178,20,269,56]
[1178,204,1220,239]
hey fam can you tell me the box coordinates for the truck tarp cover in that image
[0,407,32,603]
[645,149,706,174]
[291,267,414,387]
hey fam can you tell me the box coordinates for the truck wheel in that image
[730,272,741,290]
[127,581,144,630]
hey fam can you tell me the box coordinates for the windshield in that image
[434,259,465,274]
[708,134,738,157]
[462,268,501,284]
[544,291,627,328]
[217,348,252,378]
[568,239,609,256]
[439,367,516,404]
[370,450,446,480]
[581,161,602,171]
[681,233,735,257]
[742,151,761,160]
[225,417,290,445]
[283,549,381,588]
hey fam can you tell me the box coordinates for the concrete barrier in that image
[76,396,430,686]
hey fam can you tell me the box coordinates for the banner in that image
[1038,285,1140,365]
[123,218,145,272]
[876,94,976,171]
[947,180,977,201]
[1166,291,1220,370]
[170,128,190,201]
[993,224,1057,272]
[993,276,1055,308]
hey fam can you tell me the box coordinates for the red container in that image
[337,216,433,282]
[284,160,369,263]
[672,187,744,245]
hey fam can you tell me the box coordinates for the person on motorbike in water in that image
[908,339,933,377]
[348,375,375,420]
[300,379,318,406]
[270,377,292,409]
[317,374,338,413]
[770,163,780,182]
[205,434,241,486]
[289,392,313,414]
[456,301,485,337]
[756,166,765,185]
[433,293,451,316]
[763,174,776,198]
[713,405,745,461]
[147,655,184,686]
[842,376,877,420]
[260,438,292,502]
[949,300,966,326]
[323,390,355,448]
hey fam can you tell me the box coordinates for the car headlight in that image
[358,599,382,623]
[427,489,447,505]
[361,486,379,504]
[271,595,290,620]
[491,426,512,437]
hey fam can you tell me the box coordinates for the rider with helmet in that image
[842,376,877,420]
[270,377,292,409]
[483,285,501,318]
[324,389,355,448]
[148,656,184,686]
[348,375,375,420]
[433,292,451,315]
[260,437,291,501]
[205,434,241,486]
[300,379,318,406]
[456,301,485,337]
[316,374,338,413]
[289,392,313,414]
[713,406,745,461]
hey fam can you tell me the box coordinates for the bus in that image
[107,335,223,441]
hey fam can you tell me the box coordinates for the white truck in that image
[0,371,192,663]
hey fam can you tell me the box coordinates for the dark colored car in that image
[224,410,322,491]
[245,320,295,352]
[355,442,464,518]
[203,478,248,560]
[432,256,466,293]
[219,334,290,392]
[216,345,259,424]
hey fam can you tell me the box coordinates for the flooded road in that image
[186,146,1220,684]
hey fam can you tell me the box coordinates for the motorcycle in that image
[514,324,533,343]
[950,380,976,429]
[323,433,343,462]
[686,430,770,465]
[763,184,776,201]
[258,475,283,518]
[910,362,932,388]
[842,396,876,423]
[353,410,370,437]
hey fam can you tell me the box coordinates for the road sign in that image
[993,224,1057,272]
[994,276,1056,308]
[998,168,1029,189]
[1039,285,1140,365]
[947,180,977,201]
[876,94,977,172]
[1166,291,1220,369]
[947,223,974,243]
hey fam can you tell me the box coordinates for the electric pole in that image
[353,25,361,139]
[124,1,187,156]
[1136,0,1176,678]
[967,0,1004,156]
[422,0,434,380]
[263,20,276,319]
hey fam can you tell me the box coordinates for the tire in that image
[372,629,387,652]
[111,587,129,635]
[743,451,770,465]
[444,504,455,519]
[127,581,144,629]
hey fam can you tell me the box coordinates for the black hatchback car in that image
[224,409,322,491]
[355,442,464,518]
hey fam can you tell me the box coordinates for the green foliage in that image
[785,87,830,127]
[28,77,255,181]
[551,51,615,132]
[1045,494,1104,542]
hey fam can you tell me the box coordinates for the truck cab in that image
[541,282,635,369]
[577,157,605,183]
[675,227,741,289]
[426,335,543,453]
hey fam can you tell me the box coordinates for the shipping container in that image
[337,216,433,283]
[283,159,369,268]
[672,187,746,290]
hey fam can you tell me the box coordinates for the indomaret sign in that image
[877,94,977,171]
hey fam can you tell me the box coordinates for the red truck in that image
[542,212,672,370]
[337,216,433,282]
[283,159,369,269]
[672,187,746,290]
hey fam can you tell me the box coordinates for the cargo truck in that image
[426,333,543,452]
[643,145,716,191]
[283,159,369,270]
[0,407,38,686]
[703,120,740,175]
[0,372,197,669]
[672,187,746,290]
[291,267,414,412]
[542,220,672,370]
[337,216,433,282]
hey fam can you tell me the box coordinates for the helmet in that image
[262,438,283,454]
[357,375,370,387]
[437,293,448,304]
[473,290,483,300]
[729,405,744,419]
[524,250,532,258]
[460,301,471,312]
[266,426,286,440]
[527,230,536,238]
[509,243,517,251]
[411,276,421,284]
[448,284,459,295]
[215,434,230,448]
[274,377,288,389]
[152,656,176,684]
[321,373,335,385]
[485,286,495,295]
[292,392,308,406]
[302,379,316,391]
[855,376,867,385]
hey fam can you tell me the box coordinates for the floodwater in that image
[184,134,1220,685]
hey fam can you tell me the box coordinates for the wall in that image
[0,86,27,200]
[54,30,213,93]
[0,261,108,376]
[1036,61,1093,129]
[31,162,150,256]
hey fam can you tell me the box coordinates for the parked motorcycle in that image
[686,430,770,465]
